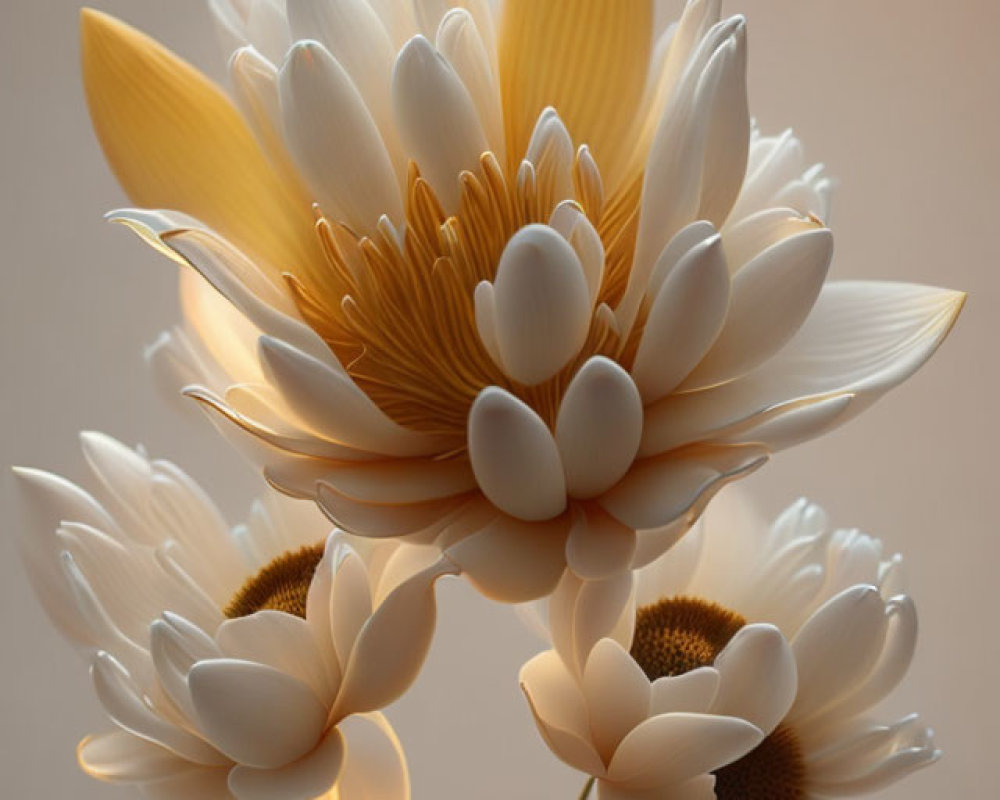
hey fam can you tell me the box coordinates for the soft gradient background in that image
[1,1,996,797]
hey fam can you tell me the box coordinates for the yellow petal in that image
[498,0,653,187]
[80,8,323,281]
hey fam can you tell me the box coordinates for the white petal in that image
[437,8,504,164]
[787,586,888,724]
[521,660,607,777]
[710,624,797,736]
[525,108,575,211]
[318,457,476,504]
[556,357,643,499]
[619,15,746,336]
[697,21,749,227]
[188,659,328,769]
[329,547,373,671]
[608,712,762,787]
[334,558,456,716]
[632,234,730,403]
[392,35,488,212]
[258,336,441,457]
[683,227,834,389]
[286,0,401,172]
[600,446,768,530]
[280,41,402,232]
[519,650,591,741]
[315,482,462,538]
[721,207,818,271]
[216,611,335,705]
[78,731,195,782]
[649,668,721,716]
[491,224,592,386]
[650,281,965,452]
[150,614,222,724]
[446,511,569,602]
[138,765,232,799]
[333,713,410,800]
[92,653,226,766]
[228,727,344,800]
[584,639,652,762]
[473,281,503,366]
[467,387,567,521]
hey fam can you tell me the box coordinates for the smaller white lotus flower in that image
[14,432,455,799]
[520,489,936,799]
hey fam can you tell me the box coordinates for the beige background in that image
[1,1,997,797]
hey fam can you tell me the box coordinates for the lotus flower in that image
[80,0,963,602]
[14,432,455,799]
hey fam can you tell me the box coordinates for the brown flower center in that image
[713,725,806,799]
[630,595,747,680]
[224,543,326,619]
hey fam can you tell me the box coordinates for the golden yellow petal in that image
[80,8,323,281]
[497,0,653,187]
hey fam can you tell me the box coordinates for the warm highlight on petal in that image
[498,0,653,186]
[80,8,323,282]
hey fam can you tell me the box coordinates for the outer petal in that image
[78,731,201,783]
[710,624,797,736]
[80,10,322,279]
[447,512,569,603]
[497,0,653,182]
[467,387,567,521]
[583,639,652,762]
[334,558,456,716]
[333,713,410,800]
[607,712,762,787]
[188,659,329,769]
[599,446,768,530]
[227,727,344,800]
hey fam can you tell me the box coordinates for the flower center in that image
[224,543,326,619]
[713,725,806,799]
[289,152,642,451]
[629,595,747,680]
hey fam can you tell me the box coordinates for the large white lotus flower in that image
[521,489,936,799]
[82,0,963,602]
[14,432,455,799]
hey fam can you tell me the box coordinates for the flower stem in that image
[578,777,596,800]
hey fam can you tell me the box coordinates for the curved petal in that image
[682,227,833,389]
[258,336,442,457]
[649,668,720,717]
[78,731,199,783]
[279,40,402,232]
[608,712,762,787]
[556,357,644,499]
[447,512,569,603]
[631,234,730,403]
[584,639,652,762]
[467,387,567,521]
[392,35,488,212]
[710,624,797,736]
[334,713,410,800]
[228,727,344,800]
[80,9,322,279]
[787,586,888,725]
[599,446,768,531]
[188,659,328,769]
[490,224,592,386]
[318,458,476,505]
[334,558,456,716]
